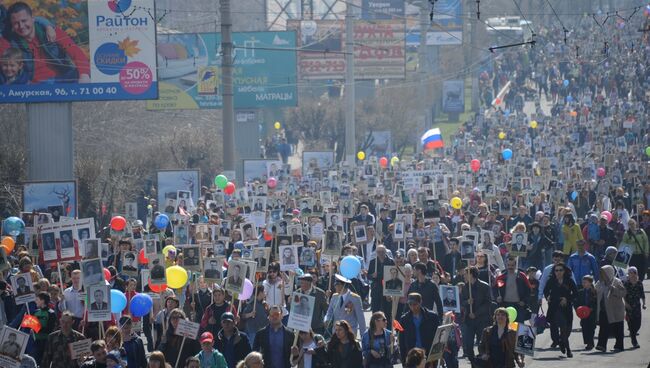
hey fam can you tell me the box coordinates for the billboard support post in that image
[344,4,356,165]
[27,103,74,182]
[221,0,236,175]
[419,0,431,139]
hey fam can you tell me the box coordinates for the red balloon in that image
[470,159,481,173]
[148,280,167,293]
[379,157,388,168]
[139,249,149,264]
[267,177,277,189]
[597,167,606,177]
[495,98,502,105]
[576,306,592,319]
[103,268,112,281]
[263,230,273,241]
[224,182,236,195]
[110,216,127,231]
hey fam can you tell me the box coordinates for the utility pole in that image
[344,2,356,165]
[220,0,236,174]
[418,1,430,141]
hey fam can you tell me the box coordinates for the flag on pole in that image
[421,128,444,149]
[21,314,41,333]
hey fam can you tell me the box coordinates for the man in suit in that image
[512,233,526,253]
[327,215,343,231]
[90,288,107,310]
[295,274,328,334]
[15,276,30,296]
[442,287,457,307]
[204,259,221,279]
[253,305,293,368]
[324,274,366,336]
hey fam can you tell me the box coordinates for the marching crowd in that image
[1,5,650,368]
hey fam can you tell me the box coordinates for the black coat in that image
[461,279,493,321]
[159,333,201,368]
[398,307,441,362]
[214,329,251,367]
[253,325,293,368]
[407,279,444,315]
[543,276,577,326]
[327,340,363,368]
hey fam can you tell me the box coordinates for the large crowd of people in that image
[0,5,649,368]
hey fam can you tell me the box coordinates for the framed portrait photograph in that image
[440,285,460,313]
[460,238,476,261]
[173,224,189,246]
[183,246,201,271]
[383,266,405,297]
[225,260,247,295]
[240,222,258,244]
[11,272,35,305]
[214,240,227,257]
[322,230,342,256]
[203,256,224,283]
[253,247,271,272]
[0,326,29,364]
[299,247,316,268]
[149,255,167,285]
[121,251,138,277]
[87,285,112,322]
[279,245,299,272]
[509,232,528,257]
[82,239,100,259]
[353,225,368,244]
[81,258,104,287]
[287,292,315,333]
[326,213,344,231]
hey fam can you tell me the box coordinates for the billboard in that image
[23,181,77,218]
[146,31,297,110]
[288,19,405,80]
[430,0,463,45]
[361,0,405,19]
[0,0,158,103]
[442,80,464,114]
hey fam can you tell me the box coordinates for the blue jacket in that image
[567,252,599,284]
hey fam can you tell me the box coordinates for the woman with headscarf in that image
[594,265,626,352]
[543,262,577,357]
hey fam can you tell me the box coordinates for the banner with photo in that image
[146,31,297,110]
[0,0,157,103]
[23,181,77,219]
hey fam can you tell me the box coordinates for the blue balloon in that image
[571,191,578,201]
[154,214,169,230]
[129,293,153,317]
[504,109,511,117]
[340,256,361,279]
[563,79,569,87]
[110,289,127,313]
[566,95,573,103]
[3,217,25,237]
[502,149,513,161]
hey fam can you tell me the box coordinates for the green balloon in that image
[646,146,650,157]
[506,306,517,322]
[214,174,228,189]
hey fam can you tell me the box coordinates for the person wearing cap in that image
[195,332,227,368]
[214,312,251,368]
[324,274,366,336]
[567,239,599,287]
[398,293,440,363]
[294,273,328,335]
[105,350,124,368]
[253,305,293,368]
[120,316,147,368]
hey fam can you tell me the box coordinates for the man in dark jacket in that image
[460,267,493,363]
[407,262,444,315]
[214,312,251,368]
[398,293,441,362]
[253,305,293,368]
[295,274,328,334]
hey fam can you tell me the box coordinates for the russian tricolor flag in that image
[421,128,444,149]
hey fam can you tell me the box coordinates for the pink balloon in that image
[597,167,606,177]
[601,211,612,223]
[239,279,254,300]
[267,177,277,189]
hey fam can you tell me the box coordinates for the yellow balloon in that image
[450,197,463,209]
[166,265,189,288]
[509,322,519,331]
[274,121,281,130]
[390,156,399,166]
[498,132,506,140]
[162,245,176,257]
[529,120,538,129]
[357,151,365,160]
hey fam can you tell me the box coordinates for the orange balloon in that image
[1,236,15,254]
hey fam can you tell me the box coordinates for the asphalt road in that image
[381,279,650,367]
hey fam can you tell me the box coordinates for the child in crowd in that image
[575,275,597,350]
